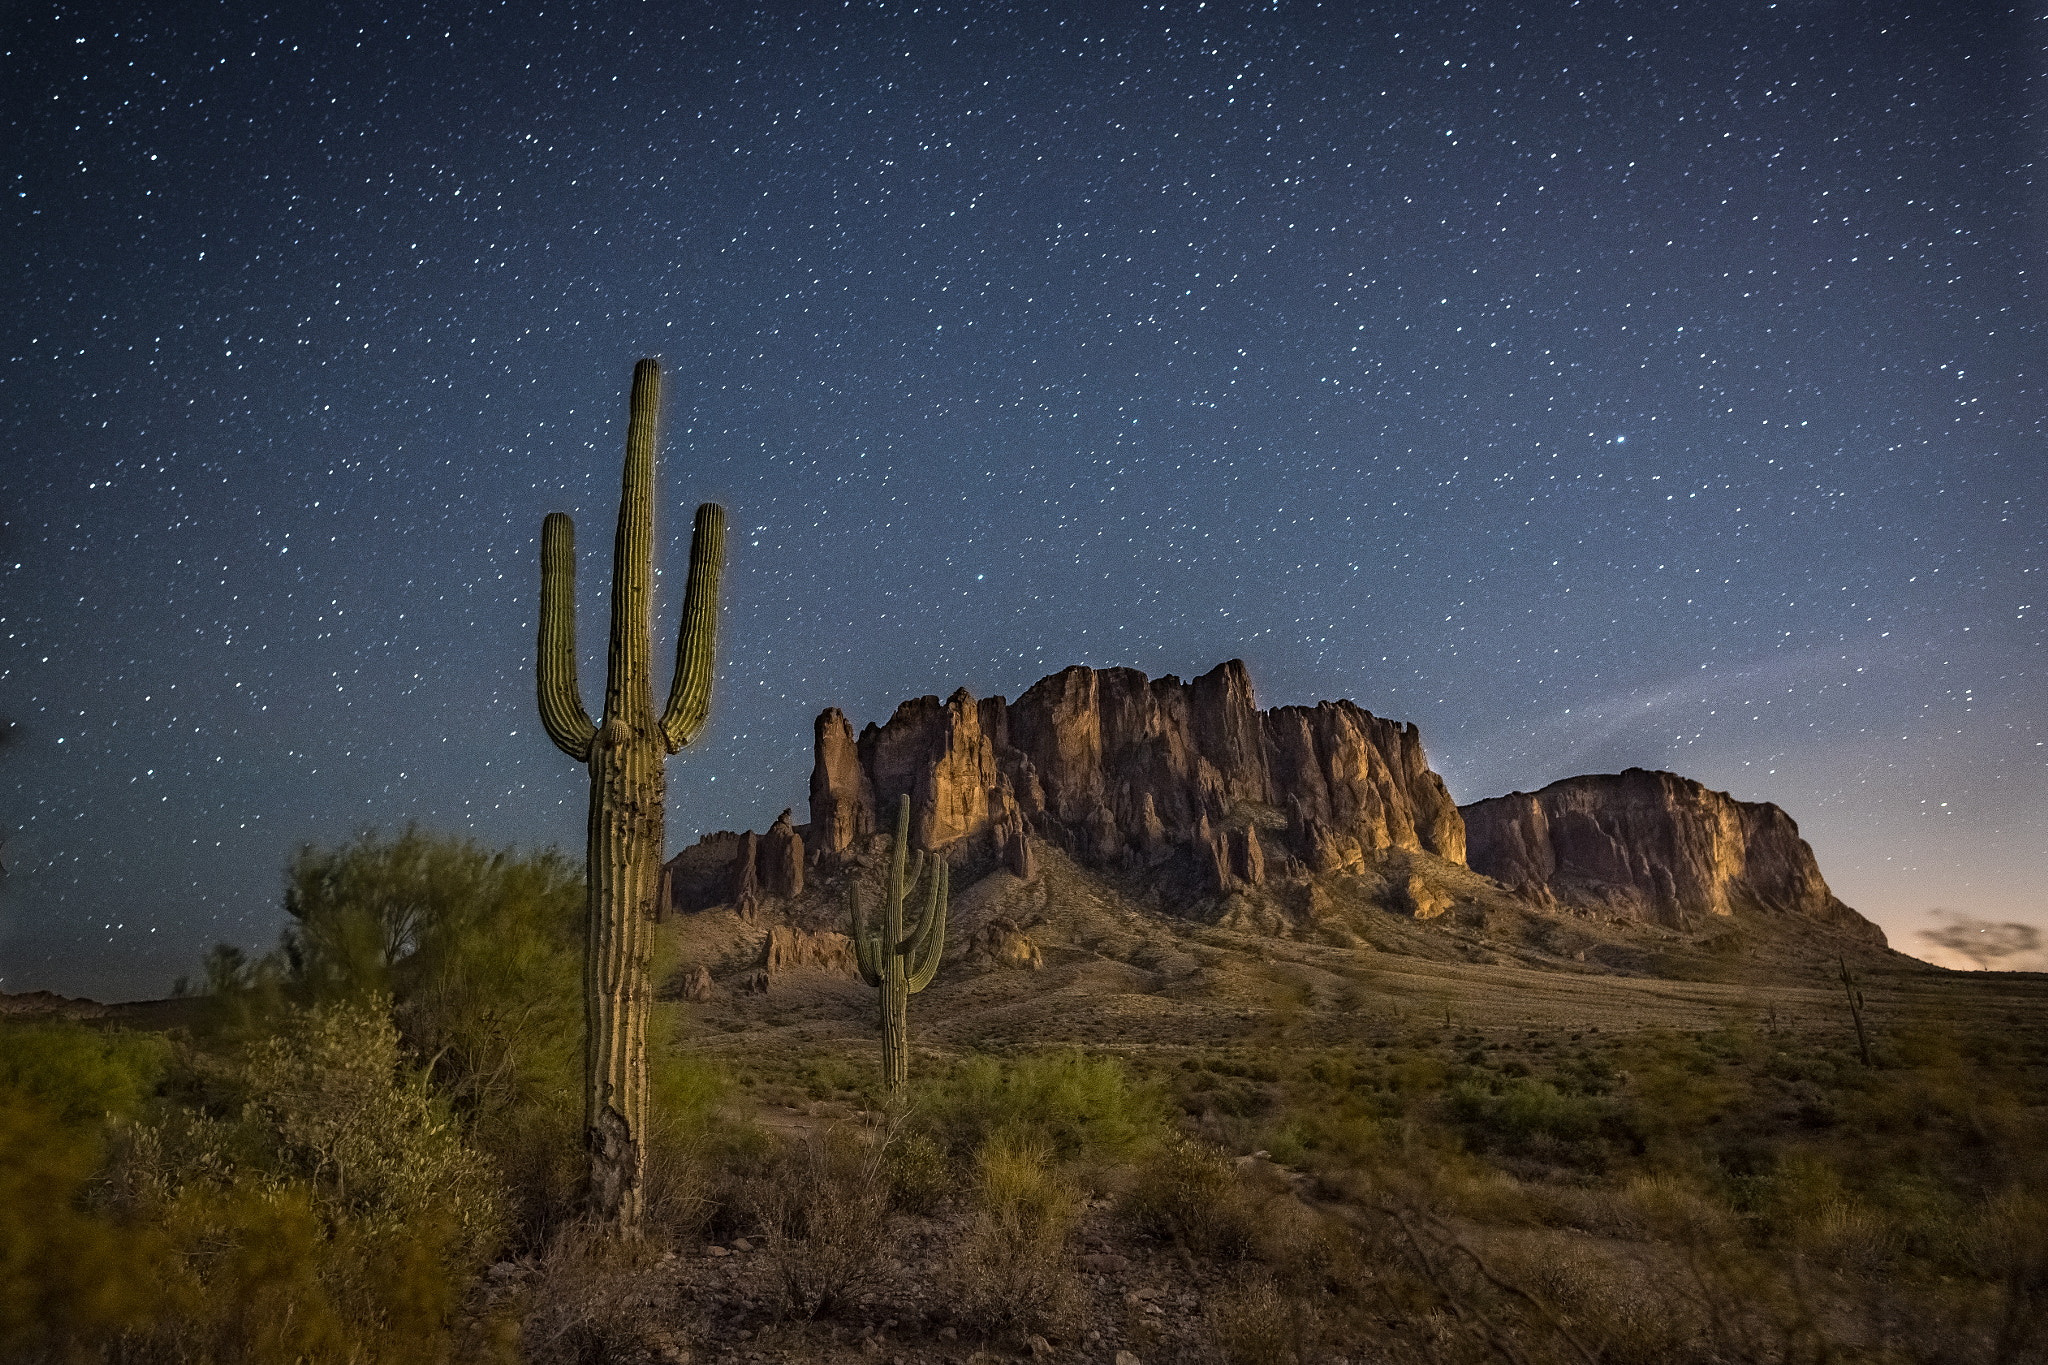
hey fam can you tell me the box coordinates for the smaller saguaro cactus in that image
[849,794,949,1096]
[1836,956,1872,1066]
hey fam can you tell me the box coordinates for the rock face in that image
[809,710,873,853]
[1461,768,1884,941]
[660,831,747,917]
[759,810,805,899]
[757,925,857,976]
[807,659,1465,890]
[660,811,804,917]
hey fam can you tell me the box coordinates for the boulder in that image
[963,916,1044,972]
[1401,872,1454,920]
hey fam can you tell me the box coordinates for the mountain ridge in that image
[670,658,1883,953]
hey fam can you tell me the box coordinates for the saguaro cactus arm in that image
[904,858,947,992]
[900,857,942,958]
[849,885,884,987]
[660,503,726,753]
[537,512,597,761]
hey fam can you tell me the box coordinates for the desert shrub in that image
[918,1050,1165,1164]
[797,1054,875,1104]
[1388,1051,1448,1094]
[109,998,504,1362]
[0,1086,166,1357]
[1447,1077,1615,1168]
[482,1101,584,1250]
[948,1137,1082,1339]
[1969,1184,2048,1361]
[1121,1133,1260,1259]
[1474,1232,1698,1365]
[189,997,503,1260]
[0,1018,169,1125]
[1624,1032,1738,1156]
[1264,1107,1385,1169]
[1206,1269,1328,1365]
[1253,1195,1356,1296]
[1623,1173,1824,1363]
[884,1127,953,1213]
[137,1182,362,1363]
[520,1225,695,1365]
[4,999,501,1363]
[740,1126,891,1318]
[262,828,603,1249]
[634,1046,731,1243]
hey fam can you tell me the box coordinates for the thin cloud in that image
[1916,909,2047,973]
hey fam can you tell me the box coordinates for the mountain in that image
[808,658,1462,891]
[1461,769,1884,943]
[661,659,1885,966]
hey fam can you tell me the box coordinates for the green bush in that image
[0,1086,165,1355]
[638,1044,730,1242]
[281,827,585,1124]
[120,998,503,1361]
[885,1127,953,1213]
[0,1018,167,1126]
[257,828,594,1248]
[1449,1077,1607,1146]
[916,1050,1165,1163]
[211,998,502,1258]
[3,998,506,1363]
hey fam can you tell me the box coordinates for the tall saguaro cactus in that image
[848,794,949,1096]
[536,358,725,1235]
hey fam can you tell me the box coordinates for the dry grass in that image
[735,1124,892,1320]
[518,1224,696,1365]
[946,1137,1084,1341]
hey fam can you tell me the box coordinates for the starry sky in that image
[4,2,2040,1000]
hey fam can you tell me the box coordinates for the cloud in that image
[1915,909,2047,973]
[1440,648,1858,792]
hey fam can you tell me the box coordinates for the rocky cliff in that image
[1461,768,1884,942]
[807,659,1465,891]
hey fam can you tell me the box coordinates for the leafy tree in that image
[279,827,585,1121]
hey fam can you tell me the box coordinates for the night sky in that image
[5,2,2040,1000]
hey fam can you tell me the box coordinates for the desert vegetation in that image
[4,825,2046,1363]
